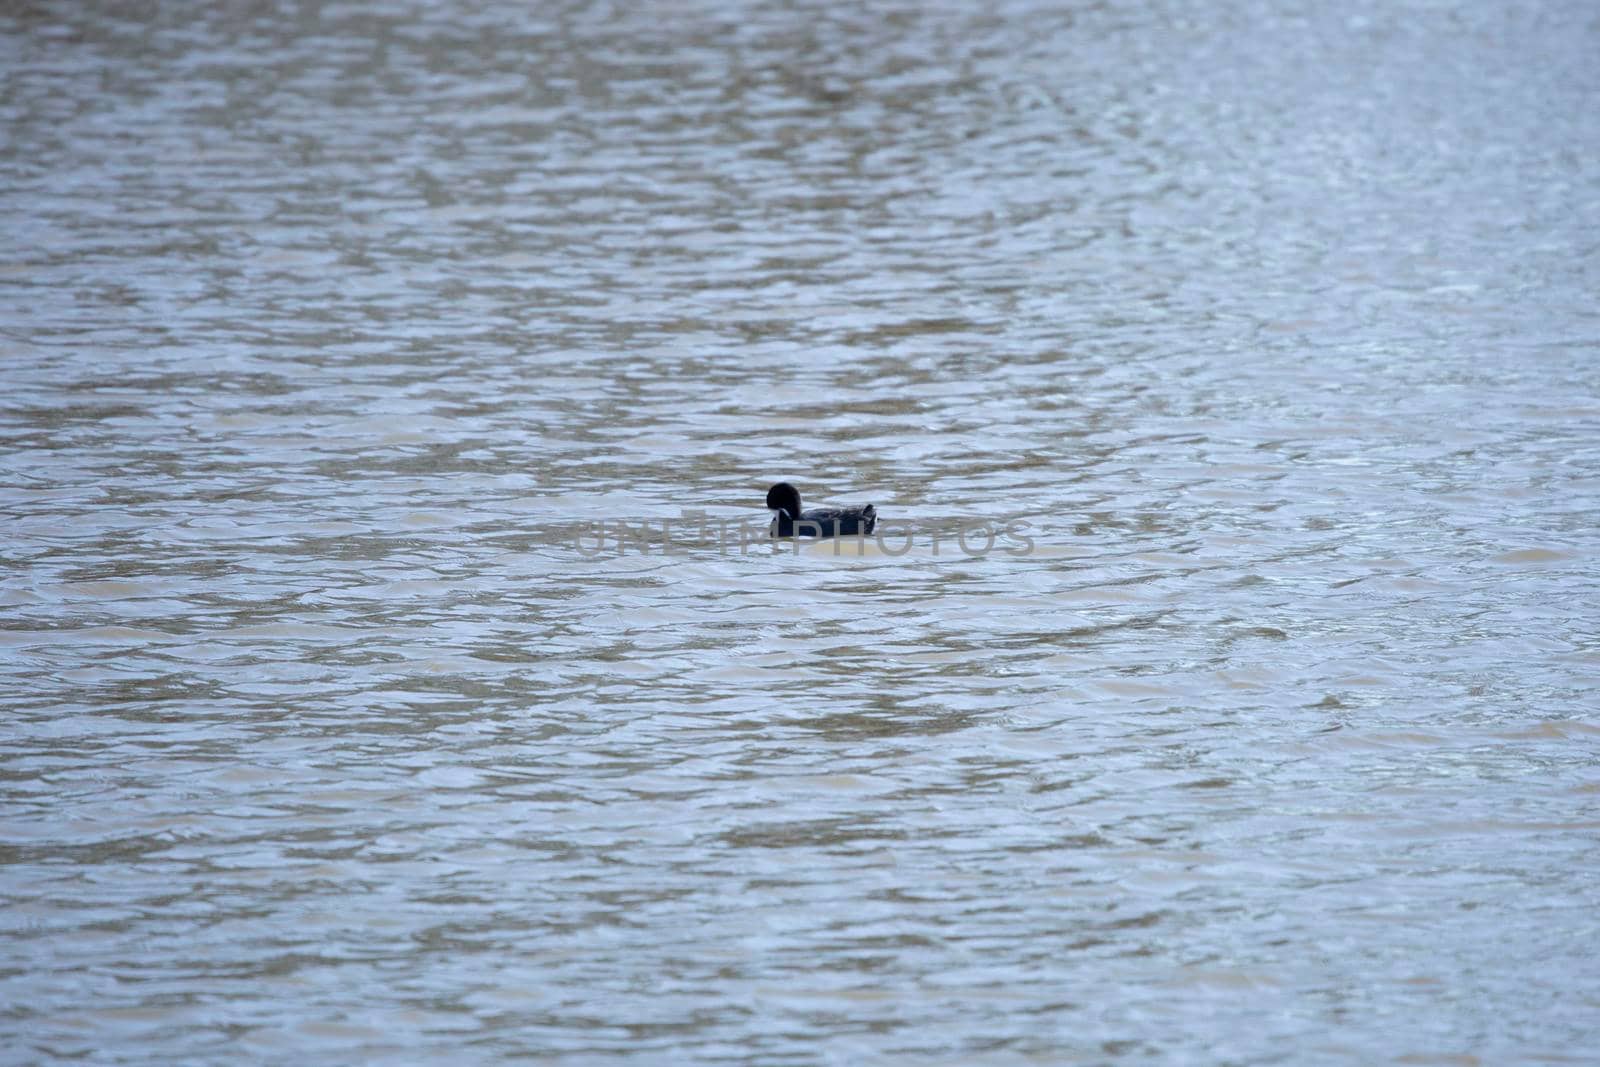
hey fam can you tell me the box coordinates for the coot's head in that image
[766,482,802,519]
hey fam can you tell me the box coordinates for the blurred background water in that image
[3,0,1599,1062]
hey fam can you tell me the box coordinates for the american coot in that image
[766,482,877,538]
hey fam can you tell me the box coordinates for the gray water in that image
[3,0,1599,1062]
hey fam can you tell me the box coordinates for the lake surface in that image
[3,0,1599,1062]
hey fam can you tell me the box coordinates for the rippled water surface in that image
[4,0,1600,1062]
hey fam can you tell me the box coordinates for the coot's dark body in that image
[772,506,877,538]
[766,482,877,538]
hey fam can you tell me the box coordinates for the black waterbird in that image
[765,482,877,538]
